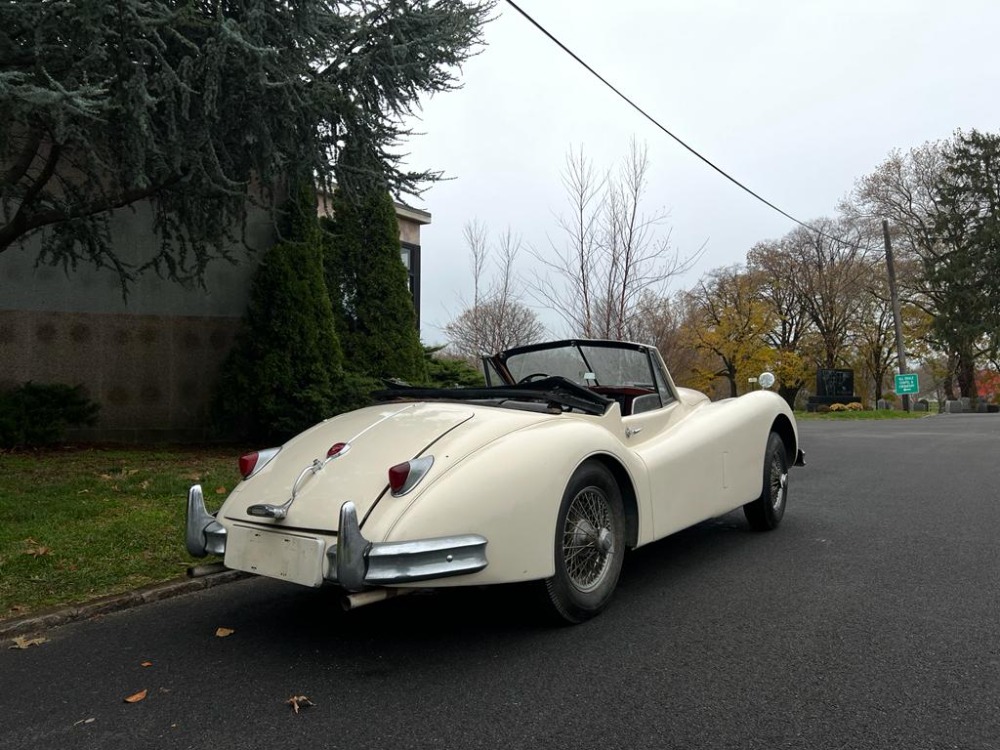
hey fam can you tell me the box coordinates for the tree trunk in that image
[956,351,978,403]
[778,385,800,410]
[942,352,957,401]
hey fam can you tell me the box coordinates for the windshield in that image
[503,343,655,388]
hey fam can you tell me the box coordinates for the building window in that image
[400,241,421,328]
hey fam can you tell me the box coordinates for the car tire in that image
[541,461,626,624]
[743,432,788,531]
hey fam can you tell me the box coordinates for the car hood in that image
[220,401,554,533]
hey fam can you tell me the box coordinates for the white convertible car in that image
[187,339,804,622]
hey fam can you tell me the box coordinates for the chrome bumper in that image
[326,501,488,591]
[186,488,488,591]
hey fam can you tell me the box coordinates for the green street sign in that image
[895,373,919,395]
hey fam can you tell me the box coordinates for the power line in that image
[503,0,827,239]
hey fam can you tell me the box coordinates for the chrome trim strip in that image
[326,502,488,592]
[186,484,227,557]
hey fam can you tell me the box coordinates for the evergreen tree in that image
[215,188,345,443]
[0,0,493,288]
[324,143,427,383]
[926,129,1000,399]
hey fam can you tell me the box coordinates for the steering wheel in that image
[517,372,549,384]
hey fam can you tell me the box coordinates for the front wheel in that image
[743,432,788,531]
[540,462,626,624]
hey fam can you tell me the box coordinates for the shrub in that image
[214,188,347,443]
[324,142,426,384]
[846,402,864,411]
[829,403,848,412]
[0,382,99,448]
[423,346,485,388]
[816,405,832,414]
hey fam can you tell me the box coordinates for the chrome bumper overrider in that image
[185,486,488,592]
[186,485,227,557]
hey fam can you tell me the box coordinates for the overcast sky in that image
[403,0,1000,344]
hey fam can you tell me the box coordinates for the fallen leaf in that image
[124,689,148,704]
[140,661,153,668]
[286,695,315,714]
[9,635,47,649]
[214,486,227,495]
[24,545,51,557]
[139,480,150,490]
[215,627,235,638]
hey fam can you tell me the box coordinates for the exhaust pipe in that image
[342,588,415,611]
[187,561,228,578]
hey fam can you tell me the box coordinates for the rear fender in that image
[361,420,647,586]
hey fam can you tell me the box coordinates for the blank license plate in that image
[225,525,326,587]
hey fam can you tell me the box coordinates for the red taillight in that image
[327,442,348,458]
[238,447,280,480]
[387,455,434,497]
[388,462,410,493]
[239,452,259,479]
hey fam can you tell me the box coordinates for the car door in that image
[623,354,738,540]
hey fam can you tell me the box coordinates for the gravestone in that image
[807,368,862,411]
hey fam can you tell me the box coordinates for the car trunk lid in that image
[222,403,474,532]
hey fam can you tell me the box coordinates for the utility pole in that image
[883,219,910,412]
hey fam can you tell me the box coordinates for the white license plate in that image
[225,525,326,587]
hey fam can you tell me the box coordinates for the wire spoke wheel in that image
[541,462,626,624]
[562,487,615,592]
[769,454,788,511]
[744,432,789,531]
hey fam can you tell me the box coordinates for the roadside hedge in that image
[0,382,99,448]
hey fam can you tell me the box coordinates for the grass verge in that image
[796,409,930,420]
[0,447,238,619]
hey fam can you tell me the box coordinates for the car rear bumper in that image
[186,485,488,592]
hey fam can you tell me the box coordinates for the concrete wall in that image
[0,199,429,442]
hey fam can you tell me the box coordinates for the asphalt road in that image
[2,415,998,750]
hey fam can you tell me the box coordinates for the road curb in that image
[1,568,250,642]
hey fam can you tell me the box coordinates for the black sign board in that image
[816,369,854,397]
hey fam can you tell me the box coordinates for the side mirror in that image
[758,372,776,389]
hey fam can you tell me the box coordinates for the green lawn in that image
[0,447,238,619]
[796,409,931,420]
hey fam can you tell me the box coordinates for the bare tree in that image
[531,140,701,339]
[783,217,875,369]
[746,240,813,407]
[445,223,545,362]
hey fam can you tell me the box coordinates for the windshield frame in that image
[489,339,677,406]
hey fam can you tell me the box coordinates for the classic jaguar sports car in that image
[186,339,804,622]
